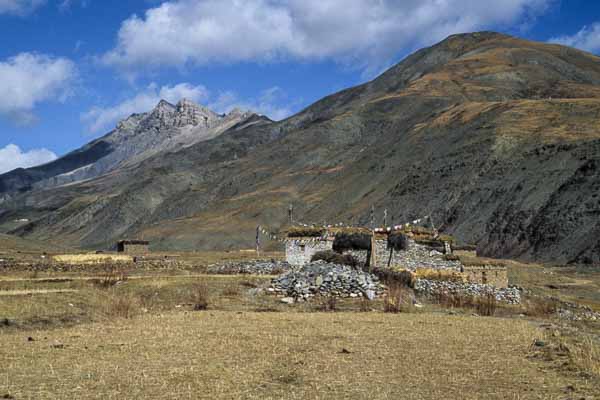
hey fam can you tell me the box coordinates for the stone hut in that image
[117,239,150,254]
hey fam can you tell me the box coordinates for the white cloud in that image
[0,0,45,15]
[81,82,209,134]
[0,52,77,125]
[58,0,89,13]
[550,22,600,54]
[103,0,550,73]
[210,86,294,121]
[0,144,57,174]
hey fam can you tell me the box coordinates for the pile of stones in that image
[414,279,522,304]
[269,261,383,300]
[207,260,291,275]
[557,300,600,322]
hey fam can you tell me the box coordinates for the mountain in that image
[0,99,263,199]
[1,31,600,264]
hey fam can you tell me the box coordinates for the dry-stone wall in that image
[415,279,521,304]
[373,239,461,270]
[270,261,383,300]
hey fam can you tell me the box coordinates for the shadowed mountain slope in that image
[1,31,600,264]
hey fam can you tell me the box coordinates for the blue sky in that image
[0,0,600,173]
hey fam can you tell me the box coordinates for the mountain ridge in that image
[0,99,267,200]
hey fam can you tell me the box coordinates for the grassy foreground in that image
[1,254,600,399]
[0,311,586,399]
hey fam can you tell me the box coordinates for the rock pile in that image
[556,300,600,322]
[269,261,383,300]
[207,261,291,275]
[414,279,522,304]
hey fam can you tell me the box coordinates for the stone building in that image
[117,239,150,254]
[284,226,510,288]
[284,226,458,270]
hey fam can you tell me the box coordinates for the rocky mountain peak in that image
[174,98,220,128]
[115,112,147,131]
[226,107,246,117]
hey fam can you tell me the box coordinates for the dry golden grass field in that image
[1,250,600,399]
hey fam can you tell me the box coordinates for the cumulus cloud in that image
[0,144,57,174]
[550,22,600,54]
[0,52,77,125]
[103,0,550,73]
[0,0,45,15]
[81,82,209,134]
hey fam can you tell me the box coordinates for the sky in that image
[0,0,600,174]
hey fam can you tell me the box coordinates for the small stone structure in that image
[117,240,150,254]
[462,264,508,288]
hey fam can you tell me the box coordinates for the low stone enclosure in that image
[284,226,508,289]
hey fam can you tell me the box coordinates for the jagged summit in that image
[174,98,220,128]
[0,97,268,195]
[156,99,176,110]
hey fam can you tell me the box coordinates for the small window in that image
[299,245,306,251]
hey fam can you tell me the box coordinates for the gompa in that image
[116,239,150,254]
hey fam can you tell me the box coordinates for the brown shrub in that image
[359,297,371,312]
[568,336,600,377]
[384,283,415,313]
[240,280,259,288]
[221,283,240,297]
[475,293,497,316]
[432,290,497,316]
[388,232,409,251]
[190,282,210,311]
[373,268,415,288]
[332,233,372,252]
[311,250,359,268]
[415,268,466,283]
[434,290,473,309]
[102,292,140,319]
[94,267,128,289]
[286,227,325,237]
[313,295,337,312]
[523,296,558,317]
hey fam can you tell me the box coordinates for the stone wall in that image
[462,265,508,288]
[373,239,461,271]
[285,238,333,266]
